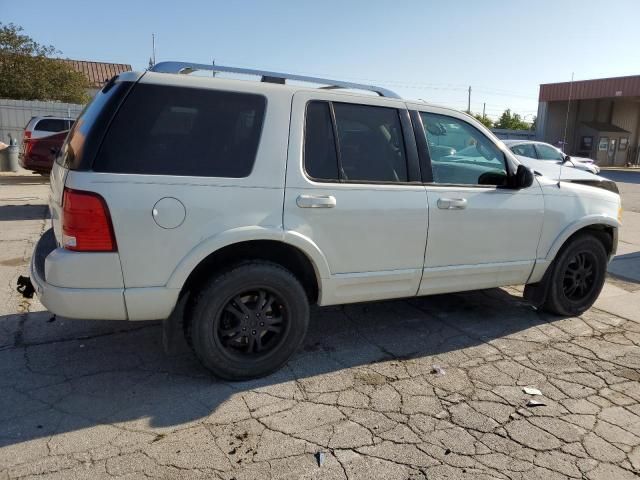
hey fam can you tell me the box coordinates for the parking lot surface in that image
[2,171,640,479]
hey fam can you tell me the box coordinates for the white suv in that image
[28,63,622,380]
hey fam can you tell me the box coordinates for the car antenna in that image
[558,72,574,187]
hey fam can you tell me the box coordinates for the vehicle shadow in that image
[608,251,640,283]
[0,288,556,448]
[0,175,49,186]
[0,204,49,221]
[600,170,640,185]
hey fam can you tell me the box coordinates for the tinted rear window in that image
[93,84,266,177]
[35,119,68,132]
[58,80,133,170]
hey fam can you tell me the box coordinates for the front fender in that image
[544,214,620,262]
[165,227,331,290]
[528,214,620,284]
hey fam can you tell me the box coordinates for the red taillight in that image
[62,188,117,252]
[23,130,32,140]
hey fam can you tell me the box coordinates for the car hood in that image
[515,155,617,193]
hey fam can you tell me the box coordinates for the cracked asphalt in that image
[2,170,640,479]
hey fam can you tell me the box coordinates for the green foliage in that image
[472,113,493,128]
[0,23,89,103]
[494,109,531,130]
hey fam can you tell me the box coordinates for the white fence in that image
[0,99,85,146]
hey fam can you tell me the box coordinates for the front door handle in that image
[437,197,467,210]
[296,194,337,208]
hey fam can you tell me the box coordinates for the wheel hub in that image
[217,290,286,354]
[563,251,596,301]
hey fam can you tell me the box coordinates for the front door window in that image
[419,112,508,186]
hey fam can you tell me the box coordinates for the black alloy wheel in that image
[188,261,310,380]
[538,232,608,317]
[217,289,287,355]
[562,251,598,302]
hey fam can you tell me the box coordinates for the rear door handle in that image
[437,197,467,210]
[296,194,336,208]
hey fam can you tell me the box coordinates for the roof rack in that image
[149,62,401,99]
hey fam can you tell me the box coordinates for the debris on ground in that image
[522,386,542,395]
[315,451,325,467]
[431,365,446,376]
[526,399,546,407]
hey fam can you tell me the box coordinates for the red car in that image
[19,131,68,174]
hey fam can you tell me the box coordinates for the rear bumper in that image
[20,153,54,173]
[30,229,128,320]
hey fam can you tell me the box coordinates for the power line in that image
[208,61,538,100]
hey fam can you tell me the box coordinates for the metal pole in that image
[152,33,156,66]
[561,72,574,154]
[467,86,472,114]
[482,102,486,120]
[559,72,574,187]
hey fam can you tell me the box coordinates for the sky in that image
[5,0,640,121]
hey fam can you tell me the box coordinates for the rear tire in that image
[187,261,309,380]
[540,233,608,316]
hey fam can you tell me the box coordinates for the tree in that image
[530,115,537,131]
[0,23,89,103]
[472,113,493,128]
[494,109,530,130]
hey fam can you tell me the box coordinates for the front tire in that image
[187,261,309,380]
[540,233,608,316]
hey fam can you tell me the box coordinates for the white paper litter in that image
[523,387,542,396]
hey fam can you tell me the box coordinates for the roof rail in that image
[149,62,401,99]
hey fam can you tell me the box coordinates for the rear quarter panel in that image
[65,81,294,289]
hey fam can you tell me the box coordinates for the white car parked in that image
[27,63,622,379]
[22,116,74,140]
[503,139,601,174]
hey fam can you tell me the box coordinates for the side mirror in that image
[514,164,534,189]
[562,155,571,164]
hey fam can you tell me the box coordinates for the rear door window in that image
[94,84,266,177]
[304,102,339,180]
[304,101,408,183]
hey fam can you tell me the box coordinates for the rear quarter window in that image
[93,84,266,178]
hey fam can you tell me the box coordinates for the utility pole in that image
[482,102,486,121]
[467,86,472,114]
[212,59,215,77]
[151,33,156,66]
